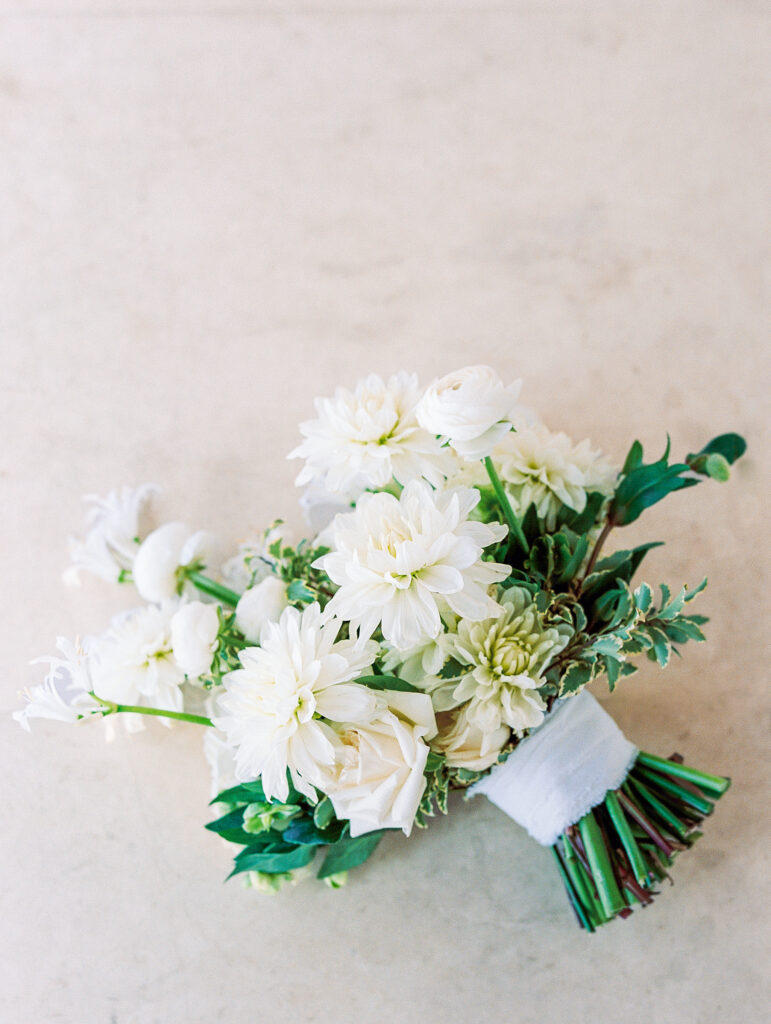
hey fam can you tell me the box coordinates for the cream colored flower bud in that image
[235,577,290,643]
[171,601,219,678]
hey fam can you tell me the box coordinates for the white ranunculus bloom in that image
[64,483,158,585]
[235,577,289,643]
[416,365,522,460]
[289,372,451,497]
[14,637,101,730]
[451,587,572,737]
[316,481,510,651]
[132,522,218,603]
[213,604,379,802]
[320,691,437,837]
[171,601,220,678]
[492,423,618,530]
[430,704,509,772]
[89,602,187,728]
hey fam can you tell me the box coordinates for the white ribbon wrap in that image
[469,690,638,846]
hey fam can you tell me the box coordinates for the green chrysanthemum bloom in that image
[451,586,572,737]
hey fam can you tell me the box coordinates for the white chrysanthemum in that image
[317,481,510,651]
[289,372,450,496]
[492,424,618,530]
[14,637,101,730]
[451,587,572,736]
[64,483,158,585]
[89,602,187,726]
[213,604,380,802]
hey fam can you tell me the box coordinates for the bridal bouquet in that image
[17,366,746,931]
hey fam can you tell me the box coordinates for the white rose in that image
[431,704,509,772]
[235,577,290,643]
[133,522,218,603]
[322,691,437,838]
[416,365,522,460]
[171,601,220,678]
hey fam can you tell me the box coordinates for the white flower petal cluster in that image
[431,704,509,772]
[213,604,380,802]
[289,372,450,497]
[64,483,158,585]
[90,602,187,723]
[492,423,618,530]
[317,481,510,651]
[235,577,289,643]
[15,637,101,730]
[450,587,572,737]
[318,691,437,837]
[170,601,220,678]
[133,522,219,603]
[417,365,521,460]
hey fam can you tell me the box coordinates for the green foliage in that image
[318,830,385,879]
[545,578,709,695]
[686,433,746,481]
[414,754,450,828]
[610,433,746,526]
[207,772,384,882]
[354,674,420,693]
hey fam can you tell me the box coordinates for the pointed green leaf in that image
[317,830,385,879]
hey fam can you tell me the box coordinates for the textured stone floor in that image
[1,3,768,1022]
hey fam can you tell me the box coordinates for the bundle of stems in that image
[550,752,730,931]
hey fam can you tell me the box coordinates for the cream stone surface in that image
[1,2,769,1022]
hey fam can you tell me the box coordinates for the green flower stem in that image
[628,777,691,841]
[186,570,241,607]
[483,457,528,554]
[635,751,730,797]
[604,789,650,887]
[89,692,213,727]
[561,840,603,928]
[551,847,594,932]
[618,786,676,859]
[634,769,714,819]
[578,810,626,918]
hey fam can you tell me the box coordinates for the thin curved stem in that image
[89,692,213,727]
[483,457,528,554]
[186,570,241,607]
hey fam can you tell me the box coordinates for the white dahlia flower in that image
[64,483,158,585]
[213,604,380,802]
[416,365,521,460]
[289,372,450,496]
[451,586,572,737]
[317,481,510,651]
[89,602,187,726]
[492,423,618,530]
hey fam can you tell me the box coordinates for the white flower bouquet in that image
[17,366,746,930]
